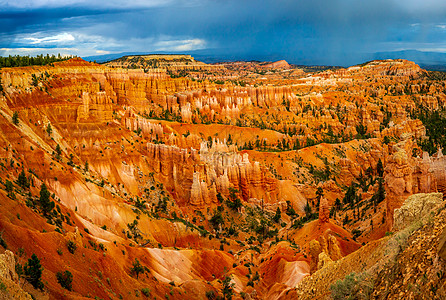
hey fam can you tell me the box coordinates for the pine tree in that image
[24,254,44,290]
[227,134,232,145]
[46,123,52,136]
[12,111,19,125]
[130,258,145,279]
[273,207,281,223]
[216,192,224,203]
[5,180,15,199]
[377,178,385,203]
[343,185,356,208]
[210,209,224,230]
[304,202,312,218]
[221,275,235,300]
[226,188,242,211]
[377,158,384,177]
[39,183,54,216]
[56,270,73,290]
[334,198,342,210]
[17,169,29,189]
[55,144,62,159]
[294,138,300,150]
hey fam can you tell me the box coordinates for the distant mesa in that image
[261,59,291,69]
[104,54,224,72]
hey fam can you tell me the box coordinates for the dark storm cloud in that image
[1,0,446,65]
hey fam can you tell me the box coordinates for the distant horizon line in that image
[2,51,446,70]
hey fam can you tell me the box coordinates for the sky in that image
[1,0,446,65]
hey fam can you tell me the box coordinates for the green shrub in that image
[39,183,55,216]
[15,263,23,278]
[130,258,145,279]
[17,169,29,189]
[67,240,77,254]
[330,272,373,300]
[141,288,151,297]
[221,275,234,299]
[0,279,6,291]
[205,290,216,299]
[46,123,52,136]
[5,180,15,199]
[210,209,224,230]
[12,111,19,125]
[56,270,73,291]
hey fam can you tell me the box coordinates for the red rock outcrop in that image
[309,234,343,273]
[425,149,446,197]
[262,60,291,69]
[318,198,330,223]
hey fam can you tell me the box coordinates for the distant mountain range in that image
[83,49,446,71]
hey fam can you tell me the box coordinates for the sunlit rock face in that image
[393,192,443,231]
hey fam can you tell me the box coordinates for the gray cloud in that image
[1,0,446,65]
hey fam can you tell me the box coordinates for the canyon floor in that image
[0,55,445,299]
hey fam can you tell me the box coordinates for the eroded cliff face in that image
[425,149,446,197]
[0,251,33,300]
[384,139,440,226]
[0,57,444,299]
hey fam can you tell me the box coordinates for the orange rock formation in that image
[0,56,444,299]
